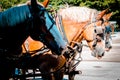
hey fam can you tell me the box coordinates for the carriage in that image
[0,0,113,80]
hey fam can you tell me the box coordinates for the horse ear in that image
[41,0,49,7]
[31,0,39,12]
[104,12,113,21]
[96,8,109,20]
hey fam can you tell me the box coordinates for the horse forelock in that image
[58,6,98,23]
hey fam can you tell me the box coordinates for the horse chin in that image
[96,56,102,59]
[105,48,110,52]
[91,49,105,59]
[91,52,102,58]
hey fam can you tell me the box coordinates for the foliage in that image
[0,0,26,10]
[49,0,120,27]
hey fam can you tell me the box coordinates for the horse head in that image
[29,0,67,55]
[82,9,112,59]
[82,20,105,59]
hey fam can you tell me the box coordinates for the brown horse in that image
[53,7,112,80]
[49,5,113,80]
[56,6,112,58]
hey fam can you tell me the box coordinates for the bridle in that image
[70,19,105,48]
[92,21,105,48]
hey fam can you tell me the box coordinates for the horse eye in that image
[97,33,104,39]
[94,29,97,33]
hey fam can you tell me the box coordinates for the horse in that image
[53,6,114,80]
[103,12,113,51]
[56,6,112,56]
[0,0,72,79]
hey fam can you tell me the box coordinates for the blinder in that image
[92,23,105,48]
[30,6,48,34]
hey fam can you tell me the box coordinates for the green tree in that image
[49,0,120,28]
[0,0,27,10]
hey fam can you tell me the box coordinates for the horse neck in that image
[56,9,95,47]
[60,18,90,47]
[58,7,98,22]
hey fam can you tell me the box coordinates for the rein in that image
[70,21,92,46]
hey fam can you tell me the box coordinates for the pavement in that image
[63,32,120,80]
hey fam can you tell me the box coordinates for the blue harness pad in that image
[45,12,67,49]
[0,5,31,27]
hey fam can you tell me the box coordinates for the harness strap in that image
[47,11,56,31]
[22,38,50,57]
[70,22,91,46]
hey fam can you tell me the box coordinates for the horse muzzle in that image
[105,41,112,51]
[91,45,105,59]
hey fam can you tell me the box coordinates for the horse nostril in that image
[109,46,112,49]
[97,39,101,42]
[105,41,108,44]
[92,44,96,47]
[102,52,104,56]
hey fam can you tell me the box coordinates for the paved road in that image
[63,32,120,80]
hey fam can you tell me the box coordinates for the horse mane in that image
[58,6,99,23]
